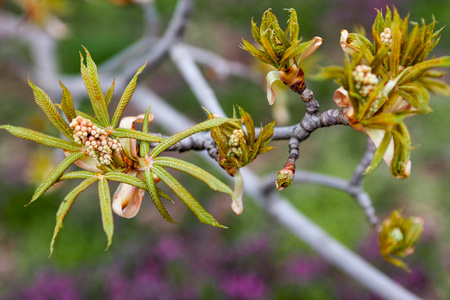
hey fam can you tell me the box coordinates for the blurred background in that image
[0,0,449,299]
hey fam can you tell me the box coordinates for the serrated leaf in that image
[152,165,226,228]
[250,18,262,45]
[140,105,152,157]
[0,125,80,152]
[154,156,236,201]
[104,172,147,190]
[113,128,163,143]
[398,57,450,85]
[50,176,98,256]
[145,169,176,223]
[28,79,73,140]
[286,8,299,43]
[104,78,116,107]
[58,171,96,181]
[237,106,255,144]
[59,81,77,123]
[389,22,402,77]
[111,62,146,128]
[240,39,273,65]
[98,177,114,249]
[150,118,232,158]
[82,47,110,126]
[28,151,85,205]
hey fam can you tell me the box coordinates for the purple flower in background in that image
[284,256,327,283]
[22,271,81,300]
[220,273,268,300]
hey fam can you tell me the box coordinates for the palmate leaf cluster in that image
[206,106,275,176]
[320,6,450,178]
[241,8,321,71]
[0,48,239,255]
[379,210,424,272]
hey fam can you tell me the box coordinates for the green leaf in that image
[81,47,110,126]
[240,39,273,65]
[237,106,255,144]
[0,125,80,151]
[104,172,147,190]
[98,177,114,249]
[150,118,233,158]
[389,22,402,78]
[111,62,146,128]
[29,151,85,205]
[398,57,450,85]
[59,171,96,181]
[286,8,299,43]
[365,131,392,174]
[250,18,262,45]
[154,156,236,201]
[59,81,77,123]
[152,165,226,228]
[104,78,116,107]
[28,79,73,140]
[113,127,163,143]
[145,169,176,223]
[50,176,99,256]
[140,105,152,157]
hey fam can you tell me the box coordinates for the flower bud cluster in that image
[227,129,245,159]
[352,65,379,98]
[70,116,122,166]
[380,28,393,46]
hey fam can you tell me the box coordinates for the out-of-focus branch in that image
[132,85,420,300]
[185,44,261,83]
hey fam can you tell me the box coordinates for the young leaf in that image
[29,151,85,205]
[154,156,236,201]
[58,171,96,181]
[150,118,233,158]
[104,78,116,107]
[104,172,147,190]
[50,176,99,256]
[145,169,176,223]
[98,177,114,249]
[140,105,152,157]
[152,165,226,228]
[113,128,163,143]
[111,62,146,128]
[0,125,80,152]
[28,79,73,139]
[59,81,77,123]
[365,131,393,174]
[82,47,110,126]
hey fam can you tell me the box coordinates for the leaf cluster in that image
[240,9,318,71]
[1,48,239,254]
[379,210,424,272]
[207,106,275,176]
[319,6,450,178]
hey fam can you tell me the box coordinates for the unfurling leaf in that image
[152,165,226,228]
[50,176,99,256]
[98,177,114,249]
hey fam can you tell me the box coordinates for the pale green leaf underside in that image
[151,165,226,228]
[111,63,146,128]
[113,128,164,143]
[98,177,114,249]
[29,151,85,205]
[154,157,235,201]
[145,169,176,223]
[50,176,99,256]
[104,172,147,190]
[0,125,80,152]
[28,79,73,140]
